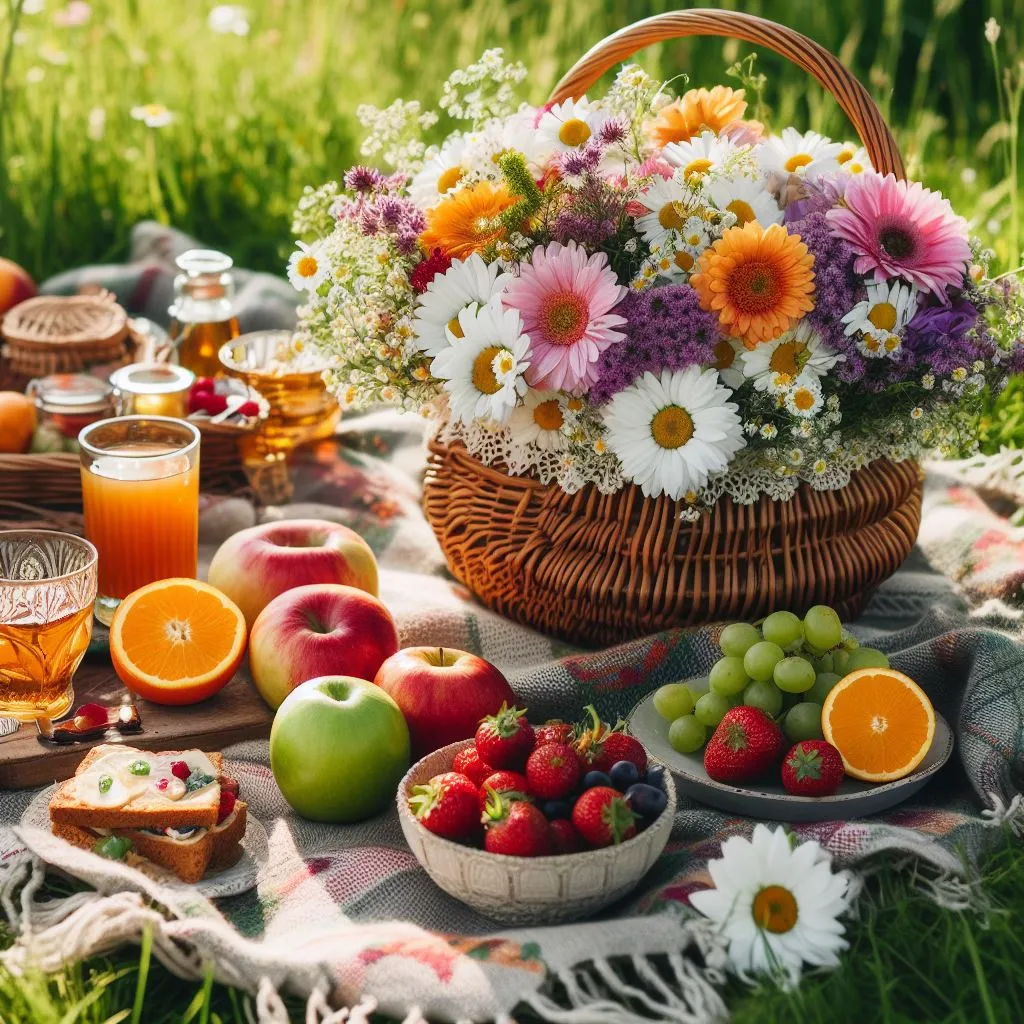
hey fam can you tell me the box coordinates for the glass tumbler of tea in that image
[79,416,200,626]
[0,530,98,721]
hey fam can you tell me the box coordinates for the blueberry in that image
[609,760,640,791]
[625,783,668,819]
[582,770,612,790]
[645,765,665,791]
[542,799,572,820]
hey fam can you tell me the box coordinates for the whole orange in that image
[0,392,36,453]
[0,258,36,316]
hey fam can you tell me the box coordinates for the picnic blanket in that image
[2,233,1024,1023]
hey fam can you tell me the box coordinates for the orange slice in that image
[110,578,247,705]
[821,668,935,782]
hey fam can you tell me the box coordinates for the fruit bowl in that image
[397,739,676,925]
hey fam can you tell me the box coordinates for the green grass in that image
[2,832,1023,1023]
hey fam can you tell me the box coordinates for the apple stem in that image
[439,647,444,664]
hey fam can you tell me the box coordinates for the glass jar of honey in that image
[27,374,116,448]
[169,249,240,378]
[109,363,195,419]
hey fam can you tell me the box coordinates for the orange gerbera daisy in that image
[420,182,515,260]
[648,86,749,148]
[691,222,816,348]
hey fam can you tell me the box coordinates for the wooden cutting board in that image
[0,654,274,790]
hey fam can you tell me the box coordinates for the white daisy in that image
[689,824,853,988]
[286,240,328,292]
[602,366,745,500]
[663,130,738,183]
[634,174,705,249]
[759,128,842,181]
[430,304,530,425]
[130,103,173,128]
[536,97,605,154]
[783,374,824,418]
[509,390,568,451]
[704,173,784,227]
[710,337,746,389]
[409,135,472,210]
[841,280,919,344]
[741,321,842,395]
[412,254,510,357]
[836,142,872,175]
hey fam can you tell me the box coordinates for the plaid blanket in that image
[2,234,1023,1022]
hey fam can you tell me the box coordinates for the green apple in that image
[270,675,410,823]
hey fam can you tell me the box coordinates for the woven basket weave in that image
[423,10,922,646]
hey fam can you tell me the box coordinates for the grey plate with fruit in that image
[626,692,953,823]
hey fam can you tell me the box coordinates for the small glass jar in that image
[169,249,240,378]
[28,374,116,445]
[110,363,195,419]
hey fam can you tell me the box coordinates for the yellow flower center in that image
[837,148,854,165]
[471,345,505,395]
[297,255,319,278]
[683,158,714,180]
[867,301,898,332]
[784,153,814,173]
[713,339,735,370]
[752,885,799,933]
[494,350,515,376]
[864,336,881,352]
[650,405,694,449]
[792,387,815,411]
[727,259,783,314]
[768,340,807,377]
[659,202,685,230]
[437,166,465,193]
[541,291,589,346]
[447,315,465,339]
[558,118,591,147]
[726,199,757,225]
[849,162,865,174]
[145,103,166,117]
[884,335,901,352]
[533,399,564,431]
[567,397,584,412]
[675,251,695,271]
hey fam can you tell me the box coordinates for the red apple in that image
[208,518,378,628]
[249,584,399,710]
[373,646,516,757]
[0,258,36,317]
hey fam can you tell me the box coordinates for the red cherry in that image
[155,778,170,792]
[169,760,190,781]
[237,400,259,417]
[201,393,229,415]
[193,377,215,393]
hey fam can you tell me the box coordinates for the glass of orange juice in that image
[79,416,200,626]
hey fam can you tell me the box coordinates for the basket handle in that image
[548,9,905,180]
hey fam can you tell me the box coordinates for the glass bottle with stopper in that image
[169,249,240,378]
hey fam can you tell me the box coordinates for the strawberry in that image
[474,704,534,768]
[219,774,240,797]
[452,746,495,787]
[482,790,550,856]
[781,741,845,797]
[548,818,583,854]
[525,742,582,800]
[534,720,575,746]
[575,706,648,774]
[478,770,531,810]
[217,789,237,824]
[408,772,481,840]
[704,707,783,785]
[571,786,638,847]
[169,760,191,781]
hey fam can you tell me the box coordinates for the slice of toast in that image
[49,745,223,830]
[210,799,248,871]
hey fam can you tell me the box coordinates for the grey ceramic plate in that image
[626,690,954,822]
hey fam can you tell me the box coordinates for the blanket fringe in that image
[523,920,729,1024]
[982,791,1024,837]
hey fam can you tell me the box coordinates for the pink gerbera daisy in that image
[503,241,627,392]
[826,172,970,301]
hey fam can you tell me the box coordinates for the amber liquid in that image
[171,317,240,378]
[0,605,93,719]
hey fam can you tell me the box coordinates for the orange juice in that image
[79,418,200,625]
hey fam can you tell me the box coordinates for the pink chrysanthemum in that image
[503,241,627,392]
[826,172,970,301]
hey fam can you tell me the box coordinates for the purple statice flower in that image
[551,211,618,247]
[344,166,385,194]
[560,140,604,177]
[356,194,424,245]
[598,116,628,146]
[590,285,721,404]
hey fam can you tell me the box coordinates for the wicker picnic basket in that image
[423,9,923,647]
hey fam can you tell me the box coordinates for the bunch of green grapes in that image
[653,606,890,754]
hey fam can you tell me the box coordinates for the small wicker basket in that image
[423,10,921,646]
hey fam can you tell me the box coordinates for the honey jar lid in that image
[109,362,195,395]
[29,373,114,414]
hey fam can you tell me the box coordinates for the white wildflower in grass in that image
[356,98,433,169]
[689,825,853,989]
[86,106,106,141]
[438,48,528,125]
[25,66,44,84]
[207,5,250,36]
[985,17,1000,44]
[287,240,328,292]
[911,407,924,420]
[131,103,174,128]
[52,1,91,26]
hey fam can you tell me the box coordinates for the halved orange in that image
[821,668,935,782]
[110,578,247,705]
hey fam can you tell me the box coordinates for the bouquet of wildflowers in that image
[290,50,1024,513]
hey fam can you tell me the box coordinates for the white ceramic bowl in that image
[397,739,676,925]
